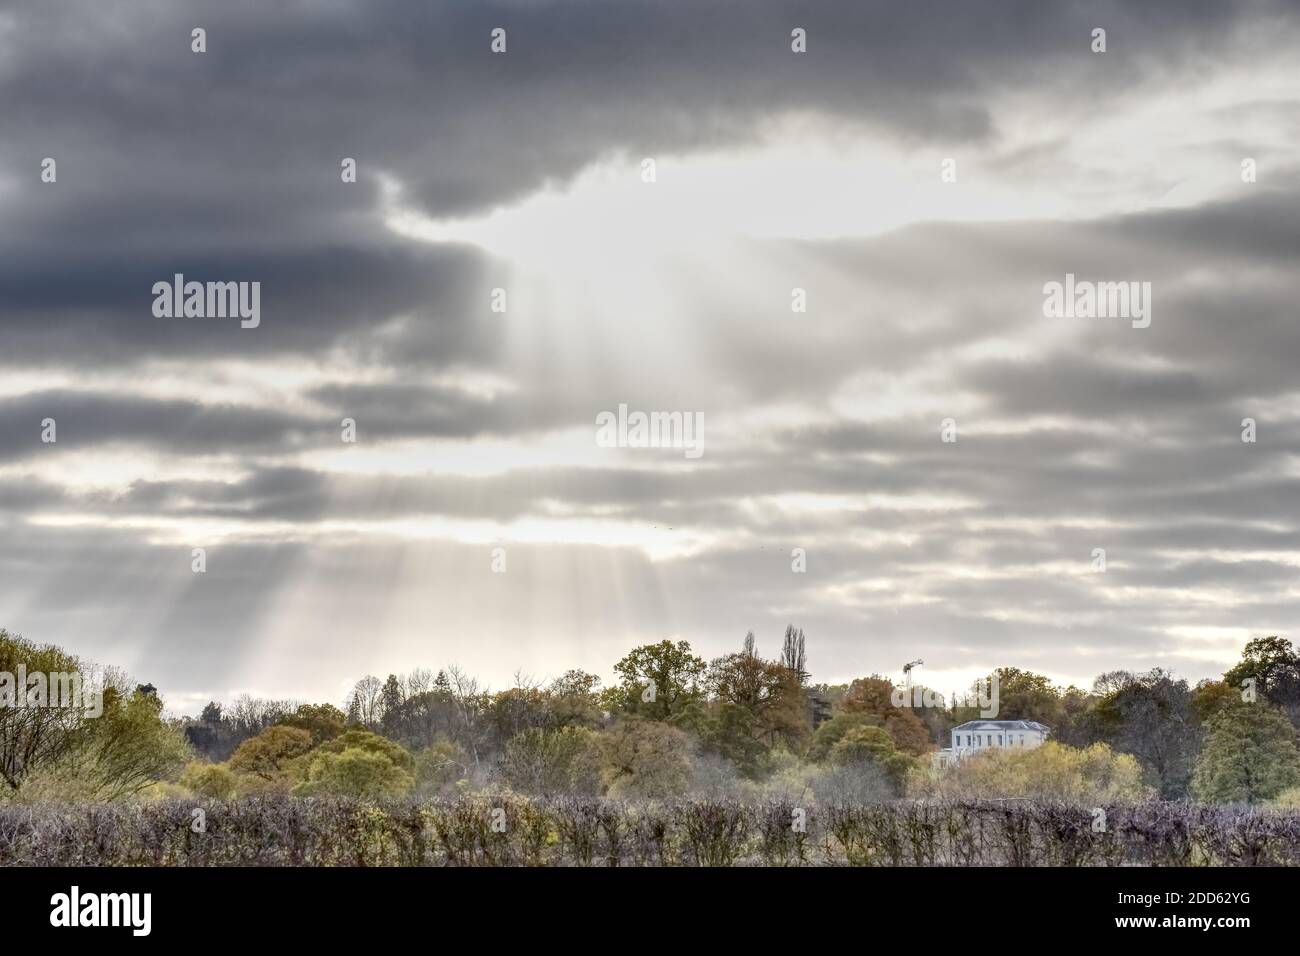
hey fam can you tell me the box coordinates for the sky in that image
[1,0,1298,716]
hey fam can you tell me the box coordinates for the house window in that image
[998,735,1003,746]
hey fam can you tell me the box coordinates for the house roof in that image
[952,720,1050,733]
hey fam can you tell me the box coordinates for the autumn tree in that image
[180,760,239,799]
[839,676,932,755]
[706,648,809,747]
[0,631,188,800]
[919,741,1147,802]
[278,703,347,745]
[1191,679,1239,725]
[598,720,694,798]
[548,670,604,728]
[294,750,414,798]
[229,725,314,785]
[72,685,191,800]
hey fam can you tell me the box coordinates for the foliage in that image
[598,720,694,798]
[5,795,1300,867]
[1271,787,1300,809]
[413,737,468,796]
[838,677,932,755]
[0,629,91,792]
[498,726,602,796]
[10,624,1300,813]
[1193,703,1300,804]
[277,703,347,745]
[180,760,239,800]
[0,631,189,801]
[603,640,706,721]
[290,727,417,798]
[915,741,1148,803]
[1088,668,1200,798]
[1224,636,1300,727]
[58,686,191,801]
[228,726,314,786]
[293,749,414,799]
[827,725,916,791]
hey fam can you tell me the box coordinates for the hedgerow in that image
[1,797,1298,866]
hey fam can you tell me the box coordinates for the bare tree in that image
[404,667,434,698]
[345,675,384,728]
[781,625,808,684]
[446,666,485,770]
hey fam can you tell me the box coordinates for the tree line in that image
[171,629,1300,806]
[3,623,1298,806]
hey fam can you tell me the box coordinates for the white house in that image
[932,720,1050,768]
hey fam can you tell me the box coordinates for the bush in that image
[2,796,1299,866]
[913,742,1149,803]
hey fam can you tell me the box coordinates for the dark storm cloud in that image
[0,237,496,366]
[1,0,1288,368]
[0,391,318,460]
[1,0,1298,703]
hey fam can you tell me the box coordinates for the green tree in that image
[75,685,191,800]
[294,748,414,798]
[604,640,706,721]
[294,727,417,798]
[180,760,239,799]
[1191,679,1239,725]
[228,725,314,784]
[278,703,347,745]
[697,702,772,779]
[827,724,915,791]
[1193,703,1300,804]
[959,667,1064,727]
[0,629,89,792]
[313,727,414,769]
[808,711,877,762]
[19,683,191,802]
[1224,636,1300,727]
